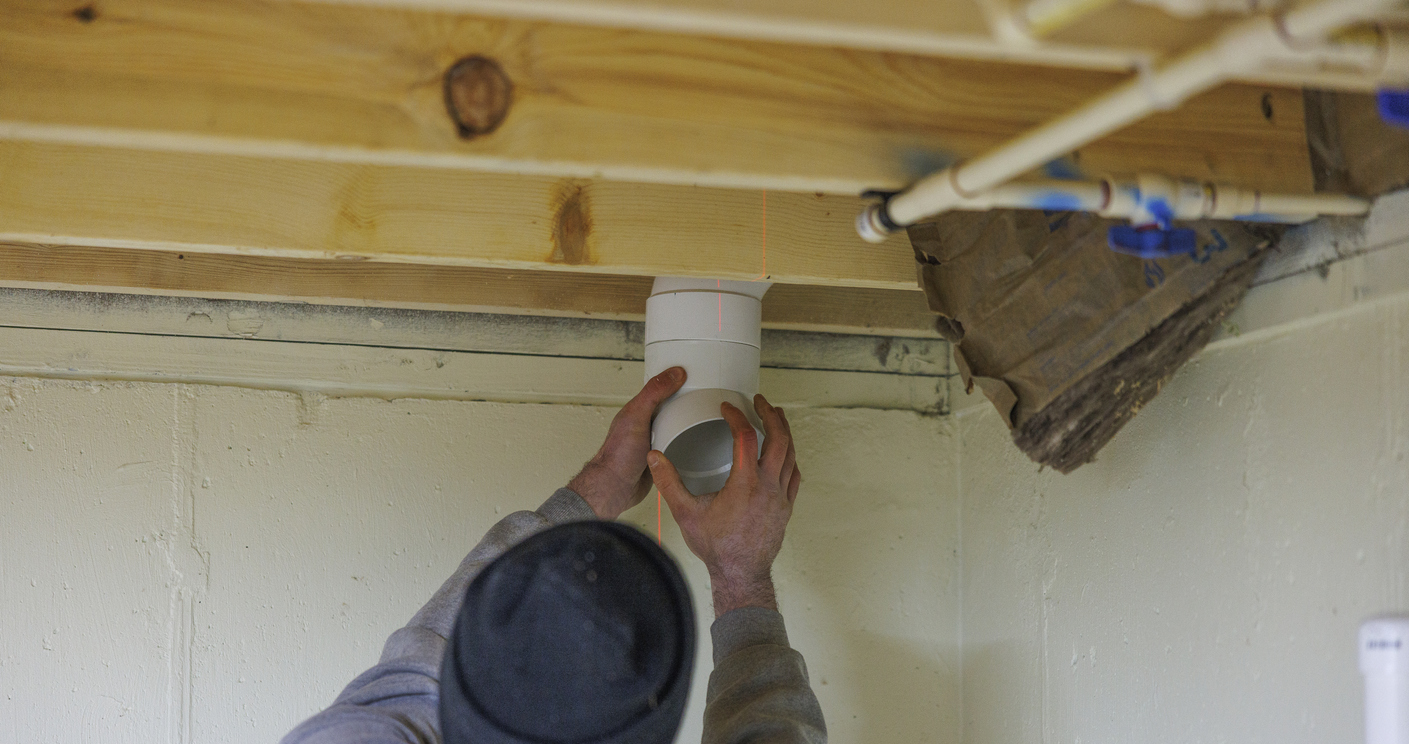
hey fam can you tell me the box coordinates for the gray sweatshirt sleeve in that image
[281,488,598,744]
[703,607,827,744]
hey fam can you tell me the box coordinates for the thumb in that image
[623,367,686,420]
[648,450,692,519]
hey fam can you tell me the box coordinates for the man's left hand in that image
[569,367,687,520]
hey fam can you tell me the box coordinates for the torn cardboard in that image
[909,210,1280,472]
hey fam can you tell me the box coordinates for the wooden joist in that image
[0,141,919,288]
[0,242,941,337]
[0,0,1326,332]
[0,0,1315,196]
[301,0,1234,71]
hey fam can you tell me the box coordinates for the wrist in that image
[567,460,631,520]
[707,566,777,618]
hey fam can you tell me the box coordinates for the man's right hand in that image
[647,394,801,618]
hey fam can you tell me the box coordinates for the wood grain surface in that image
[0,0,1314,195]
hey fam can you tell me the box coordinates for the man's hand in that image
[569,367,687,520]
[648,395,800,617]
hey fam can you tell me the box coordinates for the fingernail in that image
[668,367,684,382]
[647,452,660,468]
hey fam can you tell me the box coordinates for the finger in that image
[779,446,797,495]
[776,406,794,442]
[777,406,797,485]
[754,395,790,483]
[787,465,801,503]
[648,450,694,518]
[720,402,759,484]
[621,367,687,422]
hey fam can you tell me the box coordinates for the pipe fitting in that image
[856,202,898,243]
[644,278,770,495]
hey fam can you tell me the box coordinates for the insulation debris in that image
[909,209,1280,472]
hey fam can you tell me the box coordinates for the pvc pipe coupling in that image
[1362,616,1409,744]
[644,277,770,496]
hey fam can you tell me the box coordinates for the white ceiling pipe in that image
[1129,0,1266,19]
[1204,186,1372,221]
[891,173,1370,222]
[1102,174,1372,223]
[945,179,1111,211]
[1022,0,1269,36]
[1253,25,1409,90]
[644,278,769,497]
[1261,24,1400,70]
[1021,0,1123,37]
[857,0,1407,242]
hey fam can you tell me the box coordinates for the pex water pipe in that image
[901,174,1371,222]
[1022,0,1276,38]
[1260,24,1409,80]
[644,278,769,496]
[1021,0,1124,37]
[857,0,1409,242]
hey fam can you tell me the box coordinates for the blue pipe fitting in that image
[1107,225,1198,259]
[1379,89,1409,129]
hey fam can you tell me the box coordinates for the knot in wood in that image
[442,55,512,139]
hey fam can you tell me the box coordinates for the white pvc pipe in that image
[1263,25,1390,70]
[1362,617,1409,744]
[1129,0,1262,19]
[857,0,1406,241]
[1103,174,1372,223]
[1207,187,1371,221]
[644,278,769,496]
[902,173,1371,222]
[1021,0,1122,37]
[1253,24,1408,90]
[948,179,1111,212]
[1028,0,1268,30]
[1254,25,1409,89]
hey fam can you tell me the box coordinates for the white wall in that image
[0,373,959,743]
[5,232,1408,744]
[957,264,1409,744]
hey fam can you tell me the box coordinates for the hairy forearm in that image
[568,460,646,521]
[709,569,778,618]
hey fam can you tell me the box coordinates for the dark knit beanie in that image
[440,521,695,744]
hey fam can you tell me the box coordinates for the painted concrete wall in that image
[957,287,1409,744]
[5,233,1408,744]
[0,378,959,743]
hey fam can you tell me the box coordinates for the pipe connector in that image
[644,278,770,496]
[856,202,899,243]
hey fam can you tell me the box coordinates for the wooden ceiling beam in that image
[298,0,1236,70]
[0,141,918,288]
[0,242,941,337]
[0,0,1314,197]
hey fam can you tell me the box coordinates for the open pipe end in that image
[856,203,898,243]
